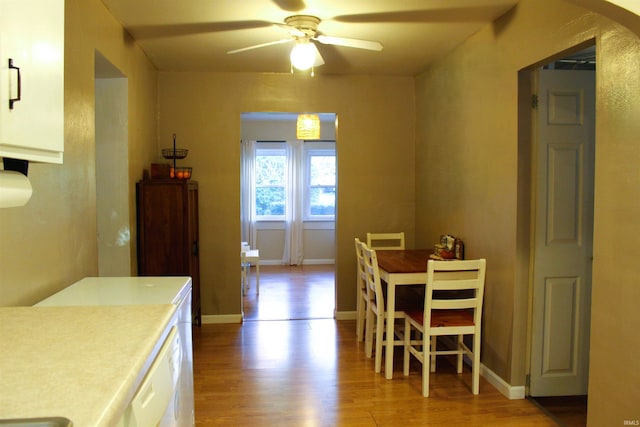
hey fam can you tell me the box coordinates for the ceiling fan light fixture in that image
[290,42,316,71]
[297,114,320,140]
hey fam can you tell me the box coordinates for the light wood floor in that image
[192,265,561,426]
[242,264,335,321]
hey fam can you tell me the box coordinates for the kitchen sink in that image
[0,418,72,427]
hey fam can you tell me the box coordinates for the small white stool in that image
[241,247,260,295]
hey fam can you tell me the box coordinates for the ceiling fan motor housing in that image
[285,15,321,39]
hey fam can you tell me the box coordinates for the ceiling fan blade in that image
[332,5,516,24]
[227,39,292,54]
[128,20,274,40]
[274,23,306,38]
[315,35,383,51]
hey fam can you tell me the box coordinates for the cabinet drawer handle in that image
[8,59,21,109]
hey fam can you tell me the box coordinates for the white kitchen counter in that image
[0,304,176,426]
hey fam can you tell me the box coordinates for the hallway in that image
[242,264,335,321]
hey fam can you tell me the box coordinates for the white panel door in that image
[530,68,595,396]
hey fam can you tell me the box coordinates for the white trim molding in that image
[335,310,357,320]
[302,259,335,265]
[258,259,334,266]
[201,314,243,324]
[480,364,526,399]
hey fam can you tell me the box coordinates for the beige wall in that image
[1,0,638,424]
[0,0,158,305]
[414,0,640,423]
[589,26,640,425]
[157,73,416,316]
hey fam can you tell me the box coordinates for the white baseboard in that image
[481,364,525,399]
[259,260,284,266]
[335,310,357,320]
[302,259,335,265]
[257,259,335,266]
[201,314,243,324]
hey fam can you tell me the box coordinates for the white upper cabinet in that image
[0,0,64,164]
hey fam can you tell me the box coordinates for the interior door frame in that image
[516,39,596,397]
[95,51,131,277]
[238,113,338,321]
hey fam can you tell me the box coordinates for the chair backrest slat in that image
[431,298,478,310]
[431,278,481,291]
[366,232,405,250]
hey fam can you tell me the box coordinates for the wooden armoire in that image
[136,179,201,325]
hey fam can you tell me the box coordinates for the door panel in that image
[542,276,580,375]
[547,143,582,243]
[530,68,595,396]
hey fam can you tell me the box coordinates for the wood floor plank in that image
[193,265,559,426]
[242,265,335,321]
[194,319,558,426]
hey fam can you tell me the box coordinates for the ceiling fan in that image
[226,15,383,73]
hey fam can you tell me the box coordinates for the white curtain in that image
[240,140,257,247]
[283,140,304,265]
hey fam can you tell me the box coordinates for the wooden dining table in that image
[376,249,432,379]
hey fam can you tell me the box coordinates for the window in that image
[253,141,335,221]
[305,148,336,220]
[255,146,286,219]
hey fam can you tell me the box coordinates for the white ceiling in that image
[99,0,520,76]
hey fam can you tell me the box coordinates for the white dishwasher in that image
[117,325,182,427]
[35,277,195,426]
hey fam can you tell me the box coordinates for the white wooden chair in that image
[403,258,486,397]
[354,238,368,342]
[361,243,409,374]
[366,232,405,250]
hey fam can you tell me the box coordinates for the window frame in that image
[254,143,287,221]
[304,144,336,221]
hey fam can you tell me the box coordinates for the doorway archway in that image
[240,112,337,321]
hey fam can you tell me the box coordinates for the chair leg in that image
[430,336,437,373]
[472,333,481,395]
[374,314,384,373]
[255,263,259,295]
[423,345,430,397]
[241,264,247,296]
[355,294,361,339]
[403,318,410,376]
[356,294,365,341]
[402,320,431,397]
[361,298,369,342]
[365,309,374,358]
[457,334,464,373]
